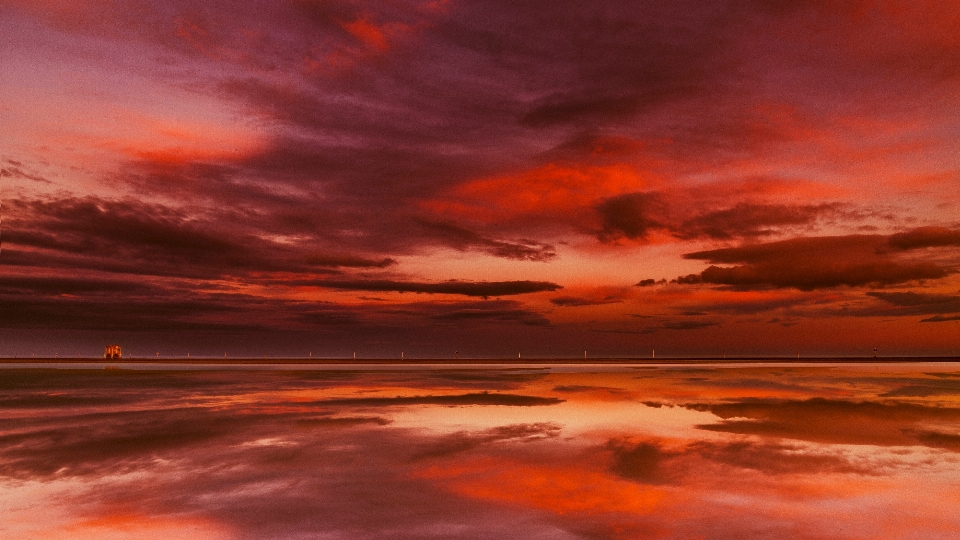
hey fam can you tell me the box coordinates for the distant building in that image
[104,345,122,359]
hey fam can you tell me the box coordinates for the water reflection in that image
[1,364,959,539]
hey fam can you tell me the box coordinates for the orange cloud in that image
[422,163,657,225]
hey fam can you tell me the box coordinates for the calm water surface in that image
[2,363,959,539]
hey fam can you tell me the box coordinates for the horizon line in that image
[2,356,959,365]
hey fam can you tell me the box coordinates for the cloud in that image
[866,291,960,321]
[0,164,52,184]
[373,299,552,327]
[0,367,576,538]
[0,276,152,295]
[887,227,960,250]
[0,394,124,409]
[412,423,562,460]
[414,220,557,262]
[607,441,672,484]
[593,316,721,335]
[687,398,960,448]
[878,379,960,397]
[428,306,550,326]
[690,259,946,289]
[309,279,562,297]
[678,232,955,290]
[312,392,564,407]
[303,254,397,268]
[552,385,623,393]
[595,192,667,242]
[674,202,841,240]
[0,406,260,478]
[592,193,846,244]
[550,295,622,307]
[920,315,960,323]
[295,416,392,428]
[661,320,721,331]
[688,440,873,476]
[607,437,872,484]
[9,363,960,539]
[292,306,363,326]
[542,133,649,160]
[866,291,960,308]
[679,290,825,316]
[6,195,281,278]
[906,430,960,451]
[0,293,269,332]
[521,94,654,128]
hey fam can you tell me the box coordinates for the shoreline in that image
[1,356,958,365]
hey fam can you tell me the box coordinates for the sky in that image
[3,364,960,539]
[2,0,960,357]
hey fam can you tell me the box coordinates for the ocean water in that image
[1,363,959,539]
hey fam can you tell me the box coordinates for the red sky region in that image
[1,0,959,357]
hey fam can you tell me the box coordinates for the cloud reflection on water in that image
[2,364,960,539]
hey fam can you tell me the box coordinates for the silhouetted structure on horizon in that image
[104,345,122,359]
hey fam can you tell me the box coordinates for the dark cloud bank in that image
[670,229,960,290]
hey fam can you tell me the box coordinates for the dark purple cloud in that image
[308,278,562,297]
[661,320,721,331]
[879,378,960,397]
[796,290,960,322]
[595,192,667,242]
[427,306,550,326]
[414,220,557,262]
[677,232,955,290]
[5,195,286,278]
[907,430,960,451]
[867,291,960,320]
[0,406,251,478]
[303,254,397,268]
[607,440,673,484]
[675,202,841,240]
[607,437,873,484]
[688,398,960,448]
[0,293,269,332]
[552,385,624,393]
[887,227,960,250]
[371,299,552,327]
[311,392,563,408]
[593,194,848,243]
[550,295,622,307]
[920,315,960,323]
[0,164,51,183]
[0,276,152,295]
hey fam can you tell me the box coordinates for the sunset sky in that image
[2,0,959,357]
